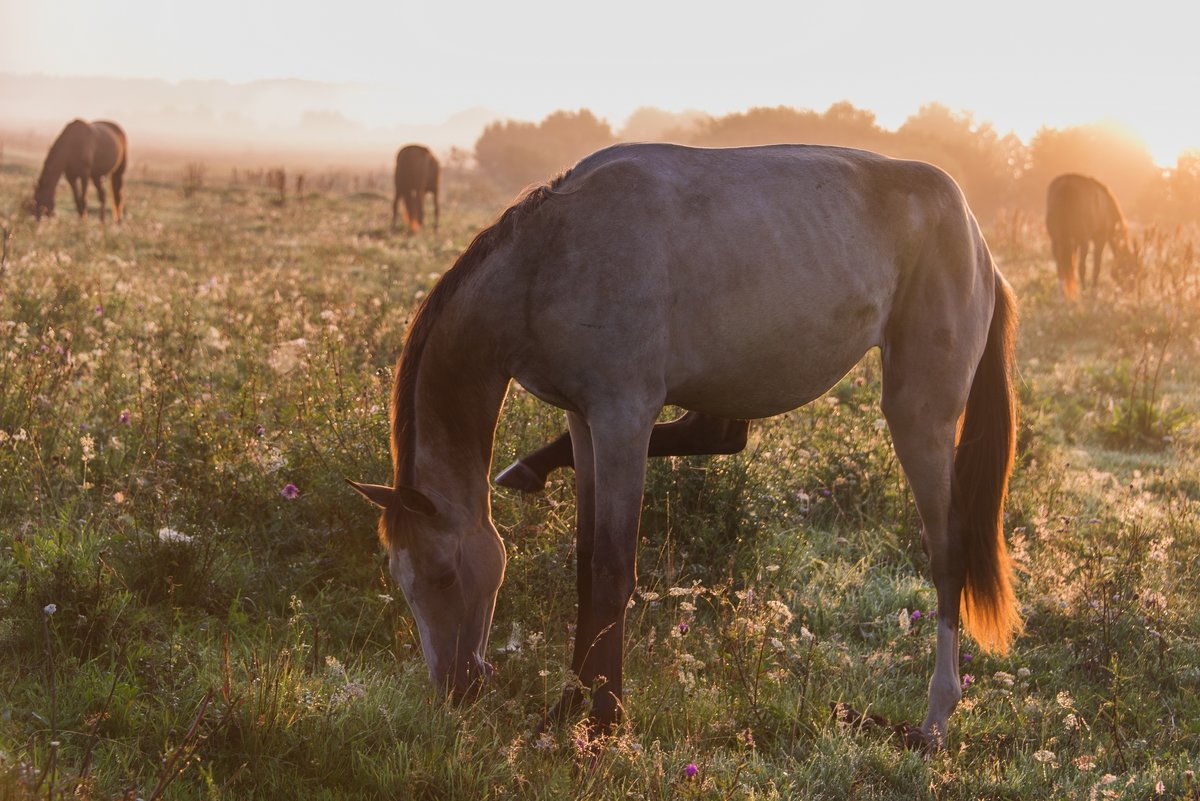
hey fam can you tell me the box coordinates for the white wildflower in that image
[157,527,193,544]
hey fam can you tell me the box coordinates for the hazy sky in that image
[3,0,1198,164]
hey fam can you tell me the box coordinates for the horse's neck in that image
[37,138,70,193]
[408,314,508,505]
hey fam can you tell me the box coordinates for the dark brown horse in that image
[392,145,440,233]
[496,411,750,492]
[1046,173,1137,298]
[33,120,127,223]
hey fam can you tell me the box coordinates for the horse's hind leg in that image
[111,164,126,223]
[881,303,986,746]
[93,176,107,223]
[496,412,750,493]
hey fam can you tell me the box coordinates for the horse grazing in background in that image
[392,145,440,233]
[1046,173,1137,298]
[33,120,127,223]
[349,143,1020,749]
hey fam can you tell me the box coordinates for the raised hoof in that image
[831,703,939,752]
[494,460,547,493]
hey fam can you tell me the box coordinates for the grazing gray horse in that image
[351,142,1020,748]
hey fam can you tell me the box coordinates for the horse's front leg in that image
[1075,243,1089,291]
[577,407,653,732]
[538,412,595,730]
[70,177,87,217]
[1091,239,1105,290]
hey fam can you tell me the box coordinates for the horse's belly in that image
[664,331,877,419]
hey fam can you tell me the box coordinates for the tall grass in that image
[0,166,1198,799]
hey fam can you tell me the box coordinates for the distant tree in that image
[618,107,708,142]
[1021,123,1158,214]
[892,103,1026,218]
[474,109,615,192]
[686,103,888,151]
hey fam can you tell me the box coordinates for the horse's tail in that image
[955,268,1021,654]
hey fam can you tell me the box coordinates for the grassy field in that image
[1,161,1198,800]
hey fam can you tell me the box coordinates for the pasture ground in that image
[1,163,1198,799]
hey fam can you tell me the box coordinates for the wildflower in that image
[961,673,973,690]
[1033,749,1056,764]
[684,763,698,779]
[281,483,300,499]
[255,424,266,437]
[158,527,193,544]
[118,409,130,424]
[910,609,922,622]
[43,603,57,616]
[80,435,95,464]
[961,652,972,663]
[93,304,103,316]
[112,492,125,504]
[1017,667,1030,679]
[678,622,689,635]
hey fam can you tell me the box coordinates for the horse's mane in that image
[389,170,573,491]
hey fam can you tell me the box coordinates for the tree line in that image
[473,103,1198,225]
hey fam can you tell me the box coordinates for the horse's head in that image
[31,183,54,220]
[1114,236,1142,285]
[348,479,505,698]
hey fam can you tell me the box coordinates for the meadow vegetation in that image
[0,159,1198,799]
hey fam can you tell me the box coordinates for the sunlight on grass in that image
[1,165,1198,799]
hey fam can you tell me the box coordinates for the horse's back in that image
[396,145,437,192]
[497,144,992,418]
[1047,173,1119,243]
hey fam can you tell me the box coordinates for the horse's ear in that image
[346,479,398,509]
[345,479,438,517]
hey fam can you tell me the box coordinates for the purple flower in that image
[961,673,974,690]
[255,424,266,437]
[910,610,922,622]
[685,763,698,779]
[118,409,130,424]
[280,483,300,499]
[678,622,689,635]
[961,652,973,663]
[93,304,103,316]
[819,488,832,497]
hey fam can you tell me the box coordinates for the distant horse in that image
[349,143,1019,749]
[33,120,127,223]
[392,145,439,233]
[1046,173,1137,298]
[495,411,750,492]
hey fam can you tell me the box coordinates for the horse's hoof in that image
[495,461,546,493]
[534,686,586,736]
[897,722,935,752]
